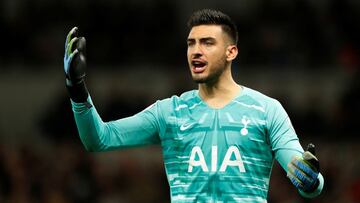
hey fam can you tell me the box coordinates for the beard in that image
[192,57,228,85]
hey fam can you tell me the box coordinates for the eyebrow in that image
[187,37,216,43]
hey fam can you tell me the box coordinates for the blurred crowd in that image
[0,0,359,70]
[0,141,169,203]
[1,0,360,202]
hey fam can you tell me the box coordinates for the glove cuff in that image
[66,79,89,103]
[299,173,324,198]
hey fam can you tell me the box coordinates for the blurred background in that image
[1,0,360,202]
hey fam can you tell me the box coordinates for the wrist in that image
[66,79,89,103]
[308,179,320,192]
[299,173,324,198]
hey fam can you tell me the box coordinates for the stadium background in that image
[1,0,360,202]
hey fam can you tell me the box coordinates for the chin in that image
[191,74,207,83]
[192,76,211,84]
[192,73,220,85]
[194,79,206,84]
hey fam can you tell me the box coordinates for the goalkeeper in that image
[64,9,324,202]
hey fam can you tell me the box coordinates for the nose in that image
[191,43,203,58]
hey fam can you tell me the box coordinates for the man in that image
[64,9,324,202]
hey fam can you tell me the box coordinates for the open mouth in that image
[191,60,207,73]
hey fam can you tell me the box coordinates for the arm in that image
[64,27,161,151]
[267,99,324,198]
[72,97,161,152]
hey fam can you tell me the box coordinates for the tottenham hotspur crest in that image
[241,116,251,136]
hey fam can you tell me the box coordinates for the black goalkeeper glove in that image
[63,27,89,103]
[287,143,320,193]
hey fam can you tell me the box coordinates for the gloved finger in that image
[290,176,303,190]
[303,151,320,171]
[65,27,78,49]
[69,49,79,62]
[293,165,315,188]
[287,168,304,190]
[77,37,86,54]
[66,37,79,57]
[288,159,318,191]
[64,49,79,74]
[292,158,318,180]
[306,143,316,155]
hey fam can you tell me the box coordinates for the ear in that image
[226,45,238,62]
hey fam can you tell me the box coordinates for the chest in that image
[161,104,274,175]
[163,105,269,153]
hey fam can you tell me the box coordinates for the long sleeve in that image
[267,99,324,198]
[71,95,162,152]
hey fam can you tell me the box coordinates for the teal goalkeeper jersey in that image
[71,86,324,202]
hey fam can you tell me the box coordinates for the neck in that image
[198,68,241,108]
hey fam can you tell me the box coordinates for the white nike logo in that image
[180,122,196,131]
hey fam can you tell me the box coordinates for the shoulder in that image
[239,86,282,112]
[153,90,199,110]
[240,86,290,129]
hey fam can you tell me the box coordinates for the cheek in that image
[187,49,192,59]
[209,50,226,63]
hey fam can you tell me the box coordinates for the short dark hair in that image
[187,9,238,45]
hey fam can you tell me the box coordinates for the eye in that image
[187,40,195,47]
[204,40,214,46]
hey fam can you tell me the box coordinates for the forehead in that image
[187,25,224,39]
